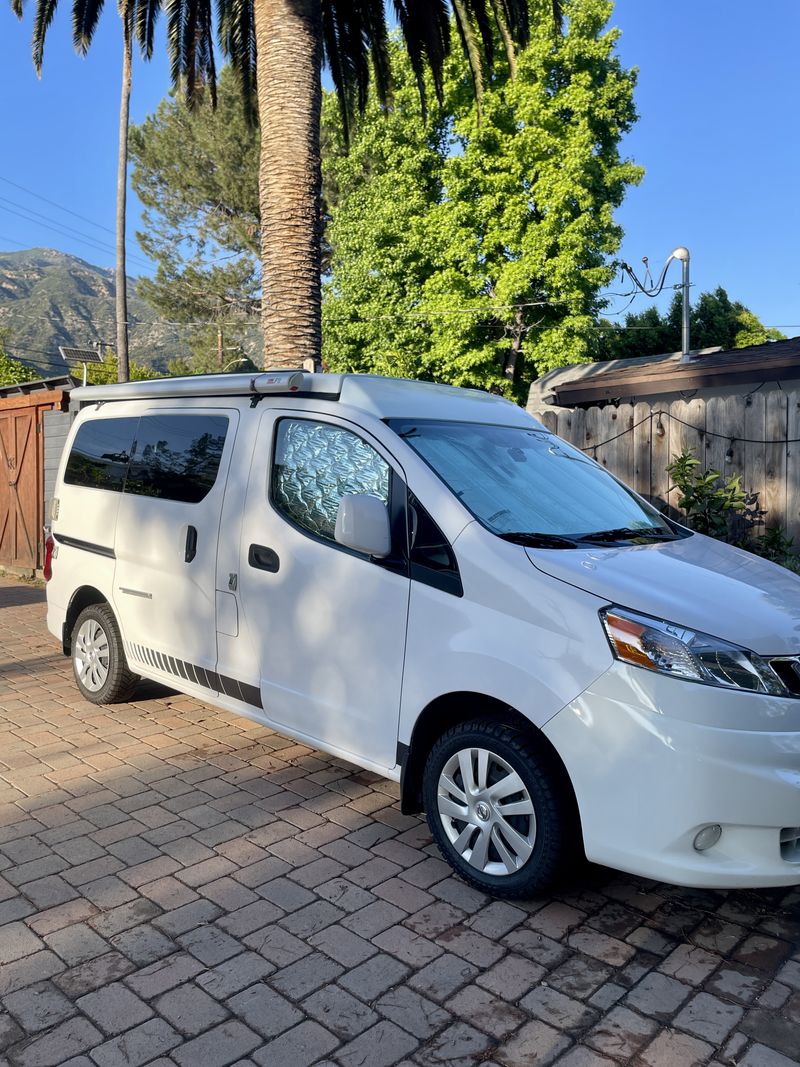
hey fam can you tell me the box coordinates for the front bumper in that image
[543,662,800,888]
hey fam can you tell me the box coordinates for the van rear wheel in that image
[422,719,573,898]
[72,604,139,704]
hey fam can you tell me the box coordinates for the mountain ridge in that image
[0,247,190,376]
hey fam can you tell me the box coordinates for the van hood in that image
[526,532,800,656]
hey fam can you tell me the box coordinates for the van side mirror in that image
[335,494,391,558]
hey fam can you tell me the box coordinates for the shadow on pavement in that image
[0,583,46,609]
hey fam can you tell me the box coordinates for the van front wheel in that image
[423,720,572,898]
[72,604,139,704]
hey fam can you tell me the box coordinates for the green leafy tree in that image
[596,286,784,361]
[323,0,641,399]
[0,333,33,386]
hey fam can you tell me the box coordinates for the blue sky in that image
[0,1,798,330]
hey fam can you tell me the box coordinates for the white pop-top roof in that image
[71,371,540,428]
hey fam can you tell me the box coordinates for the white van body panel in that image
[528,532,800,656]
[544,662,800,887]
[398,521,613,744]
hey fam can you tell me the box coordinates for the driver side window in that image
[272,418,390,542]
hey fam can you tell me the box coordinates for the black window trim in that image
[407,491,463,598]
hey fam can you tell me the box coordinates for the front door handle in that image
[185,525,198,563]
[248,544,280,573]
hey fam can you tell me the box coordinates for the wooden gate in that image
[0,391,66,572]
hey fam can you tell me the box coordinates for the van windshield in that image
[388,420,681,547]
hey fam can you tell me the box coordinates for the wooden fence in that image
[530,388,800,543]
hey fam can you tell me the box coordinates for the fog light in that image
[693,824,722,852]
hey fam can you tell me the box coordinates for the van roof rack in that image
[70,370,344,406]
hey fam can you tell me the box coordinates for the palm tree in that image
[12,0,162,382]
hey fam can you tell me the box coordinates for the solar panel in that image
[59,346,105,364]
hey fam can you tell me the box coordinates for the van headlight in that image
[600,606,787,696]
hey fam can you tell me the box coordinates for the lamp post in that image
[620,246,692,361]
[671,247,691,362]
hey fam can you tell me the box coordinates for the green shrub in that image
[666,448,798,572]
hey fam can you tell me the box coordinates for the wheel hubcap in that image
[437,746,537,877]
[74,620,110,693]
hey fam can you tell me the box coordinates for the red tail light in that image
[43,533,55,582]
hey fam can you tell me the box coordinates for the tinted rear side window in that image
[125,414,228,503]
[64,418,137,491]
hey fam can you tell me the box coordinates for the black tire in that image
[422,719,576,898]
[71,603,139,704]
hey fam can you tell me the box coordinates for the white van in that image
[45,371,800,896]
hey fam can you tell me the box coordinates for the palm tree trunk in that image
[116,16,132,383]
[254,0,323,369]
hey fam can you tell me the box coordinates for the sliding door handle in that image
[248,544,280,573]
[185,525,198,563]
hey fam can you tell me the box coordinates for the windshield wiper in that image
[577,527,677,544]
[498,531,580,549]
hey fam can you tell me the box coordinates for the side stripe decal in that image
[125,642,262,709]
[53,533,116,559]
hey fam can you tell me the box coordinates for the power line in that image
[0,174,117,238]
[0,234,31,249]
[2,290,799,336]
[0,200,150,271]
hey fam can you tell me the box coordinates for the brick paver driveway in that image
[1,577,799,1067]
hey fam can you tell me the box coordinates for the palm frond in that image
[321,3,354,144]
[392,0,450,109]
[164,0,218,109]
[451,0,485,108]
[181,0,199,104]
[10,0,25,20]
[134,0,161,59]
[70,0,105,54]
[491,3,517,77]
[361,2,392,108]
[165,0,185,91]
[493,0,530,46]
[217,0,257,123]
[321,0,394,142]
[467,0,495,70]
[32,0,60,72]
[197,0,217,106]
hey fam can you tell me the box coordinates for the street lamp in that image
[671,247,691,363]
[222,357,249,372]
[620,246,692,362]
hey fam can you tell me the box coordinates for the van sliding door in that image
[112,407,238,693]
